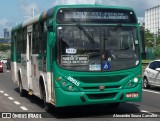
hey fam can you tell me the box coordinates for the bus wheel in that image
[19,80,25,97]
[143,77,150,89]
[42,87,52,112]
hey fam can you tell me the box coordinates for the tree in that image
[0,44,11,52]
[156,35,160,46]
[154,35,160,58]
[144,29,154,47]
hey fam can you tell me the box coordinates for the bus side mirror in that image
[49,32,55,45]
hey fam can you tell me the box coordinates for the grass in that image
[142,60,152,63]
[142,60,152,70]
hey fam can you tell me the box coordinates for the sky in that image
[0,0,160,37]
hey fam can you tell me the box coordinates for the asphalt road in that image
[0,68,160,121]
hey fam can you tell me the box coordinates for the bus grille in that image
[73,75,127,83]
[87,92,117,100]
[81,85,121,91]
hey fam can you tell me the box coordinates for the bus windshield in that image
[57,25,139,72]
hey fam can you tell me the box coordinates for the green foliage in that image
[0,44,11,52]
[154,47,160,58]
[142,60,151,63]
[156,36,160,46]
[154,36,160,58]
[144,29,154,47]
[144,29,160,58]
[0,38,10,41]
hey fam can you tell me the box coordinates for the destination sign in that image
[56,8,137,24]
[61,55,89,65]
[64,12,129,20]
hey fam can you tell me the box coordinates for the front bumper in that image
[55,84,142,107]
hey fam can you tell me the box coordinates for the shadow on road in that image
[146,86,160,92]
[49,103,140,119]
[14,87,141,118]
[14,88,44,108]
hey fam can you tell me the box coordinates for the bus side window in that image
[33,24,39,54]
[39,22,48,72]
[22,28,27,54]
[40,22,47,54]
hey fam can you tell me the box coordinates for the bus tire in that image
[19,78,25,97]
[143,77,150,89]
[45,102,52,112]
[41,82,52,112]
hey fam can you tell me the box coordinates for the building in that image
[4,28,10,39]
[145,5,160,34]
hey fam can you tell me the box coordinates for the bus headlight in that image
[56,77,79,92]
[124,77,139,88]
[62,81,66,86]
[61,81,79,91]
[68,85,73,90]
[134,78,138,83]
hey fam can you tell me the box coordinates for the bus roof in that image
[54,4,134,10]
[12,4,135,32]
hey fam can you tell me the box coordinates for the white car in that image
[143,60,160,88]
[0,59,7,64]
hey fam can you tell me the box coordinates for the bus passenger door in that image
[27,25,33,91]
[47,26,55,102]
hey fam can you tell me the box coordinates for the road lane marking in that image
[4,93,9,96]
[143,89,160,94]
[141,110,160,117]
[8,97,14,100]
[141,110,150,113]
[1,90,30,111]
[14,101,20,105]
[20,106,28,111]
[6,70,10,72]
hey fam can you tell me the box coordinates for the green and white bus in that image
[11,5,142,111]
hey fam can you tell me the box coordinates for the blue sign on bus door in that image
[102,62,110,70]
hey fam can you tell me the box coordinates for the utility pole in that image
[32,7,35,17]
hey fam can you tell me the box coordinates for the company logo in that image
[99,85,105,91]
[2,113,11,118]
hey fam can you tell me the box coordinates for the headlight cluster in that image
[124,74,141,88]
[56,76,80,92]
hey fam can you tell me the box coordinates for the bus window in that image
[40,22,47,53]
[22,28,27,54]
[57,26,101,71]
[33,24,39,54]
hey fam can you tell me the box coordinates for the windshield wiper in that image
[76,23,95,44]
